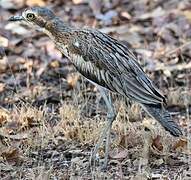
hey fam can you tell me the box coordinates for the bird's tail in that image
[141,104,182,137]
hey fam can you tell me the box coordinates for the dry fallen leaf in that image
[173,138,187,150]
[72,0,87,4]
[5,23,29,35]
[67,73,79,89]
[109,148,128,160]
[182,10,191,21]
[0,0,24,9]
[4,120,21,134]
[1,148,22,164]
[22,116,40,128]
[137,7,166,20]
[133,174,148,180]
[0,83,5,93]
[26,0,45,6]
[120,11,132,20]
[95,10,118,25]
[45,41,62,60]
[89,0,102,16]
[49,60,60,68]
[0,36,8,47]
[151,135,163,152]
[0,56,7,73]
[0,108,9,126]
[152,158,164,167]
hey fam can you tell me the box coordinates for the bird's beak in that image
[8,15,24,22]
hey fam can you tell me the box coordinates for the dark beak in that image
[8,15,24,21]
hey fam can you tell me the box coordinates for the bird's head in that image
[9,7,55,29]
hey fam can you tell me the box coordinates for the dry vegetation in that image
[0,0,191,179]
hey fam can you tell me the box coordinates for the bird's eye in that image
[26,13,35,20]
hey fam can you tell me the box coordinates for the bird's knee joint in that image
[107,112,116,122]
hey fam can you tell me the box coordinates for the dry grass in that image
[168,87,191,106]
[0,83,190,179]
[58,103,102,144]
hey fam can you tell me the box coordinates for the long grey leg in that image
[90,86,116,168]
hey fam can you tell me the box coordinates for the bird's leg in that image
[90,86,116,168]
[101,88,116,168]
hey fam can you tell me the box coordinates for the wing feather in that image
[68,29,166,105]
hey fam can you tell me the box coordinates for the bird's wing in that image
[68,29,166,105]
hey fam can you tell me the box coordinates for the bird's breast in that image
[56,43,86,69]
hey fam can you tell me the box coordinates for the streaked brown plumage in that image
[9,7,182,165]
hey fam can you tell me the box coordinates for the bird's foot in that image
[89,135,110,170]
[89,106,115,169]
[89,149,100,167]
[89,150,109,171]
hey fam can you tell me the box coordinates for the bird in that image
[9,7,182,168]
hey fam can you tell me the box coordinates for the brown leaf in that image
[0,108,9,126]
[1,148,22,164]
[151,135,163,152]
[23,116,40,128]
[0,83,5,93]
[173,138,187,150]
[49,60,60,68]
[67,73,79,89]
[6,121,21,132]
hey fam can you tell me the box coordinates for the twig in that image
[165,41,191,56]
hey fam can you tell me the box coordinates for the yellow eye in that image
[26,13,35,20]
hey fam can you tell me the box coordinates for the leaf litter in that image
[0,0,191,179]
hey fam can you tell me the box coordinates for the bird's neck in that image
[43,17,73,45]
